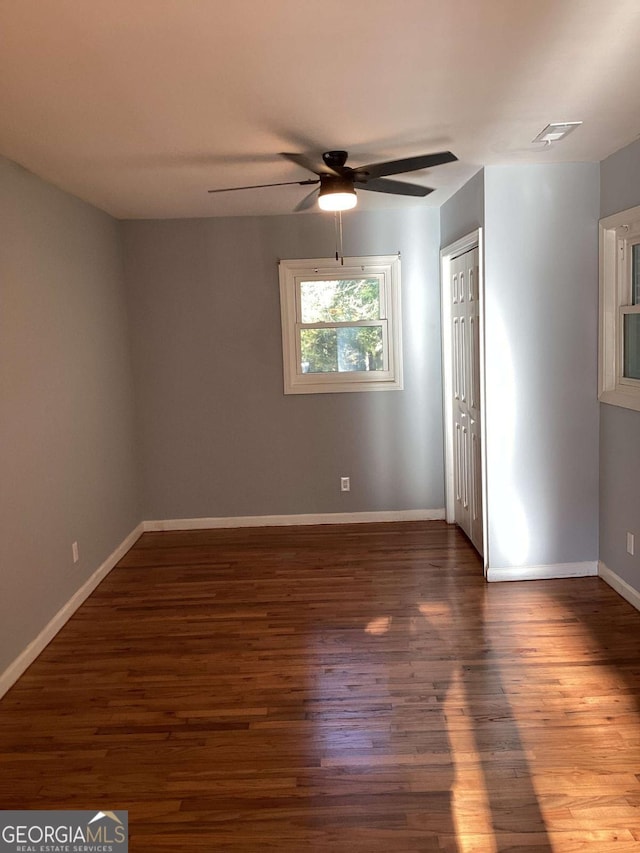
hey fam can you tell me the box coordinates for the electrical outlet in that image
[627,532,635,556]
[340,476,350,492]
[72,541,79,564]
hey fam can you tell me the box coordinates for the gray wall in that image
[440,168,484,249]
[123,207,444,520]
[0,158,139,673]
[600,138,640,591]
[483,164,600,570]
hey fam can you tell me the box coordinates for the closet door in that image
[450,247,483,554]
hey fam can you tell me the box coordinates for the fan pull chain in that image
[334,212,345,264]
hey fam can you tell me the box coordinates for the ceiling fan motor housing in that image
[322,150,349,172]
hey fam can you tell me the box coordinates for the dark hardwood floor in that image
[1,521,640,851]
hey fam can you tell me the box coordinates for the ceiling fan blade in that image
[354,177,434,197]
[208,178,318,194]
[357,151,458,180]
[294,188,319,211]
[280,152,342,177]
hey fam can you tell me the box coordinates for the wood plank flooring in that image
[1,521,640,851]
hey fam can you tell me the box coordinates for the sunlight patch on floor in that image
[445,667,498,853]
[365,615,392,635]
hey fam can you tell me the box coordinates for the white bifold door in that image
[450,247,483,554]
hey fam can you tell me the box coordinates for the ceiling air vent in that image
[532,122,582,144]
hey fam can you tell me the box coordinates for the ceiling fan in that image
[208,149,458,211]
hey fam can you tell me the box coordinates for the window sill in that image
[599,387,640,412]
[285,375,404,395]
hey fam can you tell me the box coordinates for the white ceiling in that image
[2,0,640,219]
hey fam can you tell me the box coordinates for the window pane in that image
[633,244,640,305]
[624,313,640,379]
[301,326,384,373]
[300,278,380,323]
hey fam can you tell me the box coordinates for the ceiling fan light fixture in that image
[318,189,357,211]
[317,175,357,211]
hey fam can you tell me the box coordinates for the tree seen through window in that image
[299,278,384,373]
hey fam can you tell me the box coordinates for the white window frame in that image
[278,255,403,394]
[599,204,640,412]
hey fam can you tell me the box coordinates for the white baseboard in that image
[486,560,598,582]
[598,561,640,612]
[0,523,144,701]
[143,508,446,532]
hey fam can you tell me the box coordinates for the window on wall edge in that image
[278,255,403,394]
[599,204,640,412]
